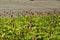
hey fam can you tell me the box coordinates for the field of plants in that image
[0,11,60,40]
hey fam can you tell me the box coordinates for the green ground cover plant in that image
[0,12,60,40]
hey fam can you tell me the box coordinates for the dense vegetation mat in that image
[0,13,60,40]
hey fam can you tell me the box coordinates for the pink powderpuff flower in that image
[18,30,23,35]
[50,19,55,24]
[23,25,28,29]
[10,14,13,17]
[26,11,28,13]
[31,36,36,40]
[9,13,11,15]
[29,9,32,14]
[29,24,33,29]
[9,13,13,17]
